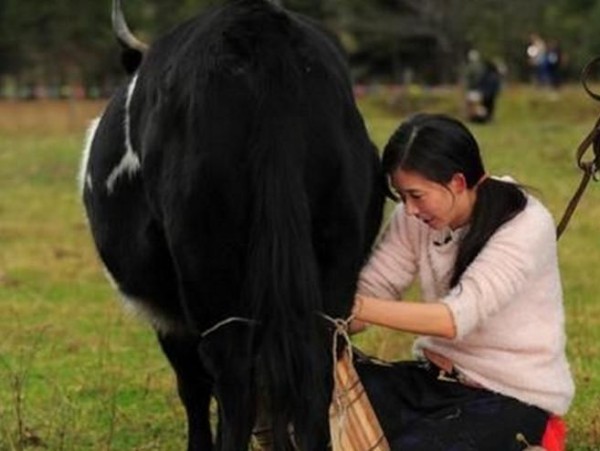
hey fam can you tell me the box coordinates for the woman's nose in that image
[404,199,419,216]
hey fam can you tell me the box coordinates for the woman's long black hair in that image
[382,113,527,288]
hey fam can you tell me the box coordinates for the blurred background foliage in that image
[1,0,600,94]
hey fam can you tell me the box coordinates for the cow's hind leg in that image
[197,324,258,451]
[158,333,214,451]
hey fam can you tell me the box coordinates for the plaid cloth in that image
[329,351,390,451]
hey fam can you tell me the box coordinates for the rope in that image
[556,163,596,239]
[319,312,355,448]
[556,58,600,239]
[200,316,259,338]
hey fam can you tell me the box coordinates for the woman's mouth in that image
[420,216,442,229]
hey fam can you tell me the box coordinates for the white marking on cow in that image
[120,295,182,334]
[102,266,182,333]
[106,74,141,193]
[79,117,101,195]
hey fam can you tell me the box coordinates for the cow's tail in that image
[244,18,330,451]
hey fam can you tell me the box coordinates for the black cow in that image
[80,0,384,449]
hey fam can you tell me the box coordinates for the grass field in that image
[0,84,599,450]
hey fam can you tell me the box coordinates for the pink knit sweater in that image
[358,193,574,415]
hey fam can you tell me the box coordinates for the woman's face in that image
[390,169,472,230]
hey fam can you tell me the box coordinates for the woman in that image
[352,113,574,450]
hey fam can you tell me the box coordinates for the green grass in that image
[0,87,599,449]
[0,102,188,450]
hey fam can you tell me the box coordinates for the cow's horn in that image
[112,0,149,53]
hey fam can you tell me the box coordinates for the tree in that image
[0,0,598,94]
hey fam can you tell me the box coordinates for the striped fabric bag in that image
[253,312,390,451]
[329,350,390,451]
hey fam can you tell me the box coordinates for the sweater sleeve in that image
[441,198,558,339]
[357,204,418,299]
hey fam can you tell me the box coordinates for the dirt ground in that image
[0,99,106,135]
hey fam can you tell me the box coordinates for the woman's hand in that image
[352,294,365,318]
[348,295,367,334]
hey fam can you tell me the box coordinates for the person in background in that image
[352,113,574,450]
[464,49,486,120]
[464,50,501,123]
[478,59,501,122]
[527,33,549,86]
[546,39,563,90]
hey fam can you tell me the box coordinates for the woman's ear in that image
[449,173,468,193]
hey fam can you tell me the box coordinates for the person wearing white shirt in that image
[352,113,574,450]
